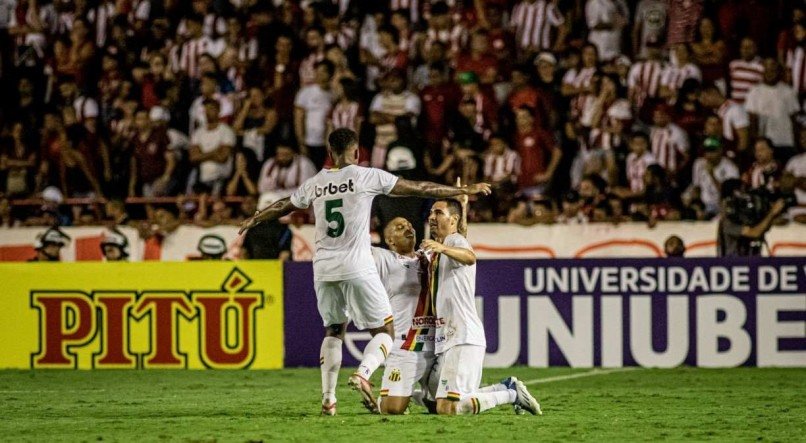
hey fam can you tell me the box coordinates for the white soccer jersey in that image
[431,233,486,354]
[372,247,435,352]
[291,165,398,282]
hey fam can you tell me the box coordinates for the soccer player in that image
[372,217,437,415]
[239,128,491,415]
[421,199,541,416]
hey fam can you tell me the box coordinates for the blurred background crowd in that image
[0,0,805,233]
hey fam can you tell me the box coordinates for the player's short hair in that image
[328,128,358,155]
[436,199,462,220]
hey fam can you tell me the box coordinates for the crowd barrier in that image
[1,258,803,369]
[1,222,805,262]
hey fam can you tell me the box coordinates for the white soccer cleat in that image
[321,401,337,416]
[347,373,379,414]
[514,380,542,416]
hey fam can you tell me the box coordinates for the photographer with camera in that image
[717,178,790,256]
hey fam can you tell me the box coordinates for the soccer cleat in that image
[500,376,519,390]
[321,401,337,416]
[514,380,542,416]
[347,373,379,414]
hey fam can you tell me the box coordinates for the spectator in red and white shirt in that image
[627,41,665,112]
[729,37,764,104]
[562,44,598,120]
[174,14,222,79]
[660,43,702,100]
[455,30,499,86]
[327,77,364,136]
[299,26,326,87]
[513,106,561,194]
[416,1,467,61]
[321,4,355,52]
[623,131,657,194]
[785,22,806,98]
[484,134,521,186]
[510,0,565,58]
[743,137,781,192]
[650,104,690,180]
[698,84,750,154]
[257,144,318,200]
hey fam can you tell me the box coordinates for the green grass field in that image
[1,367,804,442]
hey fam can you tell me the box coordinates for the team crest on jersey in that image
[388,368,401,382]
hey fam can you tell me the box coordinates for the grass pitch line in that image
[522,367,640,386]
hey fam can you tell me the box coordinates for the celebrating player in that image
[421,199,542,416]
[372,217,437,415]
[239,128,491,415]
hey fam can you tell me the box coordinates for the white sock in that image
[456,390,516,415]
[356,333,393,379]
[411,388,425,407]
[477,383,508,393]
[320,336,342,404]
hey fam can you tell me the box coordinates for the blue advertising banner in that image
[284,258,806,367]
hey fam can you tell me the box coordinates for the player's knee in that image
[325,323,346,339]
[380,402,407,415]
[368,322,394,337]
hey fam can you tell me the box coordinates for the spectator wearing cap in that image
[684,136,739,217]
[585,0,629,62]
[257,143,317,200]
[698,84,750,155]
[457,70,499,134]
[128,108,174,197]
[369,68,421,169]
[101,228,129,261]
[196,234,227,260]
[650,103,690,182]
[150,107,189,154]
[30,227,70,262]
[509,0,566,59]
[189,99,235,196]
[632,0,668,59]
[728,37,764,105]
[513,105,561,195]
[456,30,499,86]
[294,59,335,169]
[746,58,800,158]
[189,72,234,136]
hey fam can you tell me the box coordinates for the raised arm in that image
[390,178,491,199]
[238,197,298,234]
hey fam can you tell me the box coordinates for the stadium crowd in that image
[0,0,805,231]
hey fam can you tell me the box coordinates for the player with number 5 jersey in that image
[239,128,492,415]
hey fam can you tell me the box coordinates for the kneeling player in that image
[372,217,437,414]
[422,199,542,416]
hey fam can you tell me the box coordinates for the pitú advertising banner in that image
[283,258,806,368]
[0,261,284,369]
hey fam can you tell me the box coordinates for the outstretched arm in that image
[238,197,298,234]
[456,178,468,237]
[390,178,491,199]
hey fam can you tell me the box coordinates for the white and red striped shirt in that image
[390,0,421,24]
[87,1,115,47]
[324,26,356,51]
[176,37,217,78]
[650,123,689,173]
[330,101,362,132]
[484,149,521,183]
[257,154,318,198]
[717,99,749,141]
[628,60,664,108]
[626,151,657,192]
[589,127,624,151]
[728,57,763,103]
[786,46,806,96]
[510,0,564,51]
[563,67,596,119]
[661,62,701,90]
[422,25,468,57]
[745,161,779,192]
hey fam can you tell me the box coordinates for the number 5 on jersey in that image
[325,198,345,238]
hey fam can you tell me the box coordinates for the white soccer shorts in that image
[314,273,393,330]
[380,349,436,398]
[434,344,485,401]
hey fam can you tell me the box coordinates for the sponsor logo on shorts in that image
[388,368,401,382]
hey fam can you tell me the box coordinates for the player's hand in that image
[464,183,492,196]
[239,213,259,235]
[420,239,445,254]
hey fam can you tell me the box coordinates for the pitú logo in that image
[30,268,265,369]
